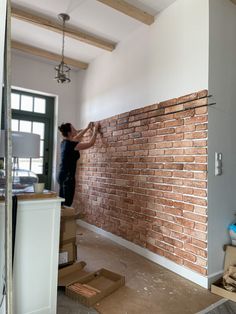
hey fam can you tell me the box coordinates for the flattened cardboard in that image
[65,268,125,307]
[58,261,87,287]
[211,278,236,302]
[211,245,236,301]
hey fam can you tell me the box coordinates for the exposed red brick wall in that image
[74,90,208,276]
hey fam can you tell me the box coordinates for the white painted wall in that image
[77,0,209,126]
[11,53,80,189]
[11,53,79,126]
[208,0,236,277]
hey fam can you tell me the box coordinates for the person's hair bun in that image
[58,123,71,137]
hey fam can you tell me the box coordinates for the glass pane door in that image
[11,119,46,179]
[10,90,54,189]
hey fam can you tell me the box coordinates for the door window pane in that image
[12,119,19,131]
[34,98,46,114]
[18,158,30,171]
[21,95,33,112]
[20,120,32,133]
[33,122,45,140]
[31,157,43,174]
[11,93,20,109]
[40,140,44,157]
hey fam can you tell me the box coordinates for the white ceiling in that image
[11,0,177,66]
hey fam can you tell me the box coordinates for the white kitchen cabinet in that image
[0,196,62,314]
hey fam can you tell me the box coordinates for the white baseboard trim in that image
[77,220,209,288]
[207,270,223,287]
[196,298,228,314]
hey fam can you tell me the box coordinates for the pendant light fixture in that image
[54,13,71,83]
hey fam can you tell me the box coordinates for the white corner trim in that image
[207,270,224,287]
[77,220,209,288]
[196,298,228,314]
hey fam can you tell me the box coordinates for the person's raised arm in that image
[75,123,99,151]
[72,122,93,141]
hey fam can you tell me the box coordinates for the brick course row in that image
[74,90,208,276]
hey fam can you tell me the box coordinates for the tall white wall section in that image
[77,0,209,125]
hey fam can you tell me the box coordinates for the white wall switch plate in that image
[215,152,223,176]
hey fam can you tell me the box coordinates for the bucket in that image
[228,224,236,245]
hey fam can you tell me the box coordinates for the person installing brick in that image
[57,121,99,206]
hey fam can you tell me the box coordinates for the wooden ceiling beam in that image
[12,41,89,70]
[97,0,155,25]
[11,6,116,51]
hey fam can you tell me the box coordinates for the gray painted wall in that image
[0,1,7,313]
[208,0,236,277]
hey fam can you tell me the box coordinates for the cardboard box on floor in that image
[60,206,77,242]
[58,207,125,306]
[61,206,85,221]
[211,245,236,301]
[58,261,88,287]
[59,206,86,267]
[58,262,125,307]
[59,239,77,266]
[60,206,85,242]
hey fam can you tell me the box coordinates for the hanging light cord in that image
[61,17,65,64]
[54,13,71,83]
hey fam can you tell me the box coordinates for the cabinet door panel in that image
[12,200,61,314]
